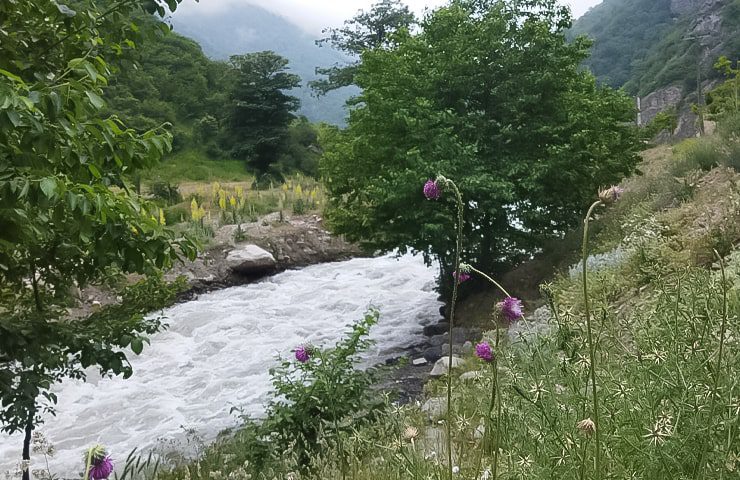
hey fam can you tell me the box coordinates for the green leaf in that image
[88,164,101,179]
[85,91,105,109]
[40,178,57,199]
[131,337,144,355]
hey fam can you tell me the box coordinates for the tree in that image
[321,0,641,297]
[310,0,415,96]
[226,51,301,179]
[0,0,195,476]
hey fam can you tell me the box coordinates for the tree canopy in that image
[320,0,641,296]
[0,0,196,471]
[310,0,416,96]
[225,51,302,178]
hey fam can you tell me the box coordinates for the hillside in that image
[571,0,740,134]
[170,4,357,126]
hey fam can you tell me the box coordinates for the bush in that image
[670,139,722,176]
[262,309,385,465]
[149,181,182,205]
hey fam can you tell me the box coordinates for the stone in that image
[441,343,463,356]
[429,356,464,377]
[428,334,448,347]
[412,357,428,366]
[461,341,473,355]
[422,346,443,362]
[423,322,449,336]
[421,397,448,420]
[226,244,276,276]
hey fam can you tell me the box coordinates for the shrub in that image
[262,309,385,465]
[670,139,722,176]
[149,181,182,205]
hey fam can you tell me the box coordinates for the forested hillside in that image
[103,15,322,182]
[170,4,357,125]
[571,0,740,95]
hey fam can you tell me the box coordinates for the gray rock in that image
[429,356,464,377]
[461,341,473,355]
[226,244,276,276]
[421,397,448,420]
[423,346,443,362]
[451,327,482,344]
[423,322,449,336]
[429,334,448,347]
[441,343,463,356]
[412,357,428,366]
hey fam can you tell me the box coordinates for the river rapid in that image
[0,253,441,477]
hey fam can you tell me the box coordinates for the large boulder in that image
[226,244,276,276]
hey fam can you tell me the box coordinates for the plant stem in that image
[445,178,464,480]
[582,200,603,479]
[492,326,502,480]
[693,249,729,478]
[83,448,93,480]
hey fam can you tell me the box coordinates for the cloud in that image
[174,0,602,35]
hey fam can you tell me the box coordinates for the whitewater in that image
[0,253,441,477]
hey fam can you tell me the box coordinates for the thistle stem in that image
[444,178,464,480]
[582,200,603,479]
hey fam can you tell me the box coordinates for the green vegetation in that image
[114,114,740,480]
[104,15,323,185]
[224,52,301,180]
[570,0,740,96]
[321,0,641,297]
[568,0,674,89]
[0,0,196,476]
[311,0,416,96]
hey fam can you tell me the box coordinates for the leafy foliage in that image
[570,0,740,95]
[311,0,416,96]
[263,309,384,462]
[0,0,196,459]
[224,51,301,179]
[321,0,641,296]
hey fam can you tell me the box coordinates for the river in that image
[0,253,441,477]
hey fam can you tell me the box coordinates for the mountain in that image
[170,4,358,126]
[571,0,740,136]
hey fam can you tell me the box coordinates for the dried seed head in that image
[577,418,596,436]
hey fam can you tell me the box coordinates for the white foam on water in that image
[0,253,441,477]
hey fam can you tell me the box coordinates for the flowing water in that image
[0,253,441,477]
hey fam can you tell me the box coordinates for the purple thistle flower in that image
[89,456,113,480]
[423,179,441,200]
[598,185,625,204]
[497,297,523,322]
[452,271,471,283]
[475,342,494,362]
[295,345,311,363]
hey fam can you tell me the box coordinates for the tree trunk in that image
[22,414,33,480]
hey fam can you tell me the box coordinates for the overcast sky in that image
[174,0,604,35]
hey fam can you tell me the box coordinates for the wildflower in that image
[474,342,494,363]
[423,179,441,200]
[598,185,625,204]
[402,426,419,442]
[452,466,460,474]
[85,446,113,480]
[294,345,311,363]
[452,270,471,283]
[576,418,596,436]
[497,297,523,321]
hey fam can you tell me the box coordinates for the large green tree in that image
[310,0,416,96]
[321,0,641,296]
[226,51,301,178]
[0,0,196,475]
